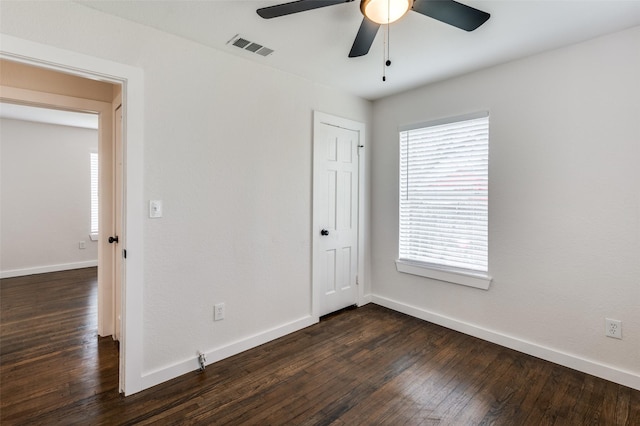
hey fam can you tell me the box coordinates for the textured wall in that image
[0,0,372,382]
[370,26,640,385]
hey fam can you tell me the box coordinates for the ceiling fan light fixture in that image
[361,0,413,25]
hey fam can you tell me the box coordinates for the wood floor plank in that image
[2,268,639,425]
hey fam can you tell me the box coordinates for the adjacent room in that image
[1,0,639,423]
[0,104,99,276]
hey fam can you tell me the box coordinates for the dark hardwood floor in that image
[1,268,639,425]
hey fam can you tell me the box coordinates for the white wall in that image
[0,0,371,389]
[370,26,640,389]
[1,118,98,276]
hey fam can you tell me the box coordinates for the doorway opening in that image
[1,35,145,395]
[0,59,124,389]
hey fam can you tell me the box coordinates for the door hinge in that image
[356,275,359,285]
[123,249,127,259]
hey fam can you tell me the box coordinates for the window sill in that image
[395,259,492,290]
[89,233,99,241]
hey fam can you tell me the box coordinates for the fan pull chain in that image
[382,24,392,81]
[382,24,387,81]
[382,0,391,82]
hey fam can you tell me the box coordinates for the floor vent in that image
[227,34,274,57]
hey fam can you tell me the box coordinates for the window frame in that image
[395,111,492,290]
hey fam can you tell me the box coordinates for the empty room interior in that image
[1,0,639,424]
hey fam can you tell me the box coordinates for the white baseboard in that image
[1,260,98,279]
[372,295,640,391]
[359,293,373,305]
[139,315,318,391]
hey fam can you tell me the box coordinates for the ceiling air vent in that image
[227,34,274,57]
[232,38,251,49]
[256,47,274,57]
[245,42,262,53]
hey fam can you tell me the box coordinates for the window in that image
[90,152,99,240]
[396,112,491,289]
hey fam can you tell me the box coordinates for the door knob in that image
[320,229,329,236]
[108,236,119,244]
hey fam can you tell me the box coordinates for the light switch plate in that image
[149,200,163,218]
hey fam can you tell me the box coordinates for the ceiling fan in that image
[257,0,491,58]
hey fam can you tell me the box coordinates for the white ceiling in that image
[0,103,99,129]
[78,0,640,100]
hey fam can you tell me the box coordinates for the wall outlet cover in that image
[214,303,225,321]
[605,318,622,339]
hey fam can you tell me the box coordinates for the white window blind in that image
[90,152,99,236]
[399,113,488,273]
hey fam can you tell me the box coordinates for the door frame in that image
[0,35,145,395]
[312,111,367,318]
[113,103,124,342]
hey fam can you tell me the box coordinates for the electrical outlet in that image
[605,318,622,339]
[79,241,86,249]
[214,303,225,321]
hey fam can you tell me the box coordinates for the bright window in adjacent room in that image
[90,152,99,239]
[397,112,491,289]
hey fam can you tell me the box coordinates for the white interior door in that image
[313,112,363,317]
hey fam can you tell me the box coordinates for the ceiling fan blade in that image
[257,0,353,19]
[412,0,490,31]
[349,18,380,58]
